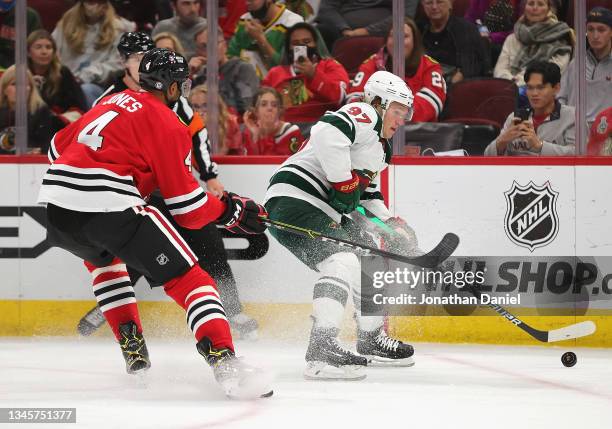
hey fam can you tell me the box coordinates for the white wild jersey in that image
[265,102,393,222]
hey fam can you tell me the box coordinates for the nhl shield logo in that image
[504,181,559,251]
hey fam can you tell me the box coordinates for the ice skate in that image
[357,327,415,367]
[77,305,105,336]
[229,313,259,340]
[196,337,273,399]
[118,321,151,375]
[304,327,367,381]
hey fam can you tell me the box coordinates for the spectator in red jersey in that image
[189,84,242,155]
[587,107,612,156]
[27,30,88,123]
[347,17,446,122]
[262,22,349,123]
[242,87,305,155]
[0,65,64,154]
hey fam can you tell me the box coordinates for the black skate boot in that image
[304,327,368,381]
[357,327,415,367]
[77,305,106,336]
[118,322,151,374]
[196,337,273,399]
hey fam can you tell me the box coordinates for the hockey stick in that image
[261,217,458,269]
[353,208,597,343]
[467,286,596,342]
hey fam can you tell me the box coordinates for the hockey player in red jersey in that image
[37,48,272,399]
[77,31,260,340]
[346,17,446,123]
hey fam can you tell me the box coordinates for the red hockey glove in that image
[217,192,268,234]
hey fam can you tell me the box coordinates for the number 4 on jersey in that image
[77,111,119,150]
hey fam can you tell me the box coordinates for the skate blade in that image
[303,361,367,381]
[128,368,149,388]
[223,370,274,400]
[77,321,99,337]
[364,355,415,367]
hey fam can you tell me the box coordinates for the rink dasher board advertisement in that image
[2,158,612,345]
[3,161,612,302]
[0,162,318,303]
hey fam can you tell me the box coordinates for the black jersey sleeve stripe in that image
[46,169,136,186]
[41,180,143,198]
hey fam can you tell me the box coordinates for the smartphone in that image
[514,107,532,123]
[293,45,308,64]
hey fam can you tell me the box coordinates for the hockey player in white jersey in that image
[264,71,416,380]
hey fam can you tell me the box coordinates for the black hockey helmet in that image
[138,48,191,95]
[117,31,155,59]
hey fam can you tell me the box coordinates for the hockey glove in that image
[382,217,420,256]
[328,171,367,215]
[217,192,268,234]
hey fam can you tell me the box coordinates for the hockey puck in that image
[561,351,577,367]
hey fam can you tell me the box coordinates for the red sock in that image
[164,265,233,351]
[84,258,141,340]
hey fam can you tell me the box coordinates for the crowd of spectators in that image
[0,0,609,156]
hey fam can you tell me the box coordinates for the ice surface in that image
[1,338,611,429]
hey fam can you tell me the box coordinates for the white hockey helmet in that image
[363,70,414,121]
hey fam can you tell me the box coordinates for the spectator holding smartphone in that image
[485,61,577,156]
[262,22,349,122]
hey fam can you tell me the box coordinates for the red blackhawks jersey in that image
[262,58,349,122]
[242,122,305,155]
[347,50,446,122]
[37,89,225,229]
